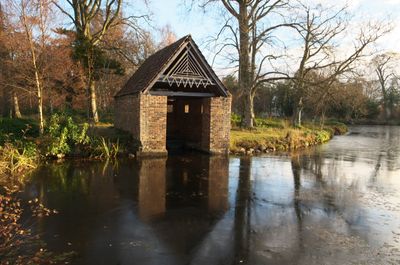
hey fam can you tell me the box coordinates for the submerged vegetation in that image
[230,115,347,155]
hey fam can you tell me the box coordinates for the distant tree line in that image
[224,72,399,124]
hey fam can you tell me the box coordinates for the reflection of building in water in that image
[165,154,229,213]
[135,154,230,256]
[137,158,167,221]
[136,154,229,221]
[208,156,229,213]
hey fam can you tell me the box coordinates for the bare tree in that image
[199,0,292,128]
[0,2,10,117]
[0,2,22,118]
[372,52,399,120]
[17,0,54,134]
[53,0,132,123]
[159,24,177,47]
[290,3,390,126]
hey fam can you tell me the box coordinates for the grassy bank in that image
[1,115,348,168]
[0,115,136,182]
[230,118,347,155]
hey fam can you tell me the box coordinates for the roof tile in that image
[115,35,189,97]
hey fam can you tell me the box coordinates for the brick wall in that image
[139,94,167,154]
[114,95,140,139]
[115,93,230,155]
[201,96,231,154]
[114,94,167,155]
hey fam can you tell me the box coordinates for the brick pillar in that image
[138,94,168,156]
[201,96,231,154]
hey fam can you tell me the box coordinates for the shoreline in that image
[229,123,348,156]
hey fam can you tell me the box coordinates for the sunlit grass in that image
[230,120,346,153]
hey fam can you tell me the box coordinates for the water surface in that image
[24,126,400,264]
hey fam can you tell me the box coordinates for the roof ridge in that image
[114,36,188,97]
[114,34,229,98]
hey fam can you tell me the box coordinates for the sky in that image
[54,0,399,77]
[142,0,400,74]
[146,0,400,46]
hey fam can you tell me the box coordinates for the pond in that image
[23,126,400,264]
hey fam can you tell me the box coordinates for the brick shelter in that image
[114,35,231,156]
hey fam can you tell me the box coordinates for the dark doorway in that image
[166,97,204,152]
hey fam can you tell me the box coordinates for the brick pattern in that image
[201,96,231,154]
[201,98,212,151]
[139,94,167,154]
[114,95,140,139]
[115,94,231,155]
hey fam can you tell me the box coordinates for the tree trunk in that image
[238,1,253,128]
[383,98,390,120]
[243,92,254,128]
[320,110,326,129]
[35,71,44,135]
[381,88,389,120]
[2,86,11,117]
[12,90,22,118]
[49,87,53,114]
[89,78,99,123]
[86,44,99,123]
[21,2,44,134]
[293,97,303,127]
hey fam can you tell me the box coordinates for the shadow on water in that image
[22,126,400,265]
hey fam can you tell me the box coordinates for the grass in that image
[230,118,347,154]
[0,118,39,181]
[0,116,135,182]
[1,115,348,163]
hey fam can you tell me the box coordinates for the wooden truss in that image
[158,45,215,88]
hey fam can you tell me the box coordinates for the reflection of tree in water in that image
[233,157,252,264]
[29,162,88,202]
[26,160,127,218]
[291,152,363,228]
[370,153,382,183]
[290,154,304,255]
[383,126,399,171]
[291,154,302,221]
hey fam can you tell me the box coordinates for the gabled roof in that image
[115,35,229,98]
